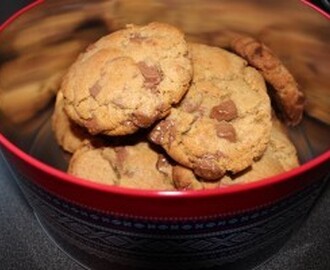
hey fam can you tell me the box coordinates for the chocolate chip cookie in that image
[150,43,272,180]
[173,116,299,190]
[61,22,193,136]
[52,91,90,153]
[68,139,175,190]
[229,34,305,126]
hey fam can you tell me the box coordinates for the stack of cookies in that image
[52,22,304,190]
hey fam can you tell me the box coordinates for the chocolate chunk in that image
[194,154,224,180]
[210,99,238,121]
[137,61,163,90]
[156,154,170,175]
[149,120,175,146]
[89,81,102,98]
[216,121,237,142]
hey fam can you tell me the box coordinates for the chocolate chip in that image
[216,121,237,142]
[149,127,163,145]
[137,61,163,90]
[194,154,224,180]
[210,99,238,121]
[149,120,175,145]
[156,154,170,175]
[89,81,102,98]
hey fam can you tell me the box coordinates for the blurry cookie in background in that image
[0,0,116,55]
[0,70,64,124]
[0,0,115,124]
[0,38,102,123]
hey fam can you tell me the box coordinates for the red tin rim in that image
[0,0,329,199]
[0,0,45,32]
[301,0,330,20]
[1,132,329,199]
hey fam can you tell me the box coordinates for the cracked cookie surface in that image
[68,139,175,190]
[150,43,272,180]
[229,35,305,126]
[173,116,299,190]
[61,22,193,136]
[52,91,91,153]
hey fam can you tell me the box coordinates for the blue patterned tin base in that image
[12,168,325,269]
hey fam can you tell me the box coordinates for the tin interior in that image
[0,0,329,173]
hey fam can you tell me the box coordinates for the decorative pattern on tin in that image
[14,170,324,269]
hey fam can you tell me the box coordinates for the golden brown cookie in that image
[52,91,90,153]
[229,34,305,126]
[0,70,64,123]
[62,22,193,136]
[173,116,299,190]
[68,139,175,190]
[150,43,272,180]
